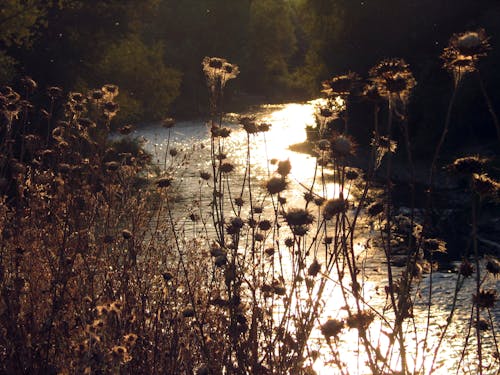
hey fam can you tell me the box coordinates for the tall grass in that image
[0,30,498,375]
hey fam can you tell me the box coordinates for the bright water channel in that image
[132,101,499,375]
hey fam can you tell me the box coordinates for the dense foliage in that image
[1,1,499,130]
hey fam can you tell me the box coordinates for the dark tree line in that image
[1,0,499,131]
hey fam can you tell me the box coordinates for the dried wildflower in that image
[227,217,244,234]
[331,134,356,157]
[372,136,398,168]
[69,92,85,103]
[284,238,294,247]
[321,319,344,338]
[241,117,259,134]
[308,259,321,277]
[258,122,271,132]
[157,177,172,188]
[473,290,497,309]
[486,258,500,276]
[449,29,490,59]
[441,48,476,83]
[162,117,175,128]
[265,247,275,256]
[202,56,239,89]
[211,126,231,138]
[323,198,348,219]
[266,177,288,195]
[102,84,119,98]
[21,76,37,93]
[254,233,265,242]
[346,310,375,330]
[447,156,488,174]
[47,86,63,99]
[303,192,314,203]
[258,220,272,231]
[89,89,104,101]
[123,333,138,347]
[234,197,244,206]
[200,171,211,180]
[253,206,263,214]
[459,259,474,277]
[277,159,291,177]
[111,345,131,362]
[472,173,500,200]
[441,29,490,84]
[369,58,410,78]
[285,208,314,227]
[216,153,227,160]
[122,229,133,240]
[220,162,234,173]
[163,272,173,282]
[103,101,119,118]
[322,72,361,97]
[423,238,447,253]
[369,58,416,103]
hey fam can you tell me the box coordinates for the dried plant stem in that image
[472,193,483,375]
[476,70,500,142]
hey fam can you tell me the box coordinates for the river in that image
[131,100,500,375]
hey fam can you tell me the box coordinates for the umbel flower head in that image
[202,56,239,90]
[441,29,490,84]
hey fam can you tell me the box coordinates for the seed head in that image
[321,319,344,338]
[265,177,288,195]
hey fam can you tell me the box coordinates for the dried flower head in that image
[202,56,239,90]
[323,198,348,219]
[308,259,321,277]
[102,84,119,100]
[284,208,314,227]
[459,259,474,277]
[473,290,497,309]
[322,72,361,97]
[472,173,500,200]
[441,29,490,84]
[265,177,288,195]
[447,156,488,174]
[162,117,175,128]
[486,258,500,276]
[277,159,291,177]
[330,134,356,157]
[220,162,234,173]
[258,220,272,231]
[321,318,344,338]
[240,117,259,134]
[346,310,375,330]
[370,58,416,104]
[449,29,490,59]
[47,86,63,99]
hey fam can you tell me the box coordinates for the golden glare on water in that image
[137,100,500,375]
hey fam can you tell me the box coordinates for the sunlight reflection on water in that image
[135,101,500,375]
